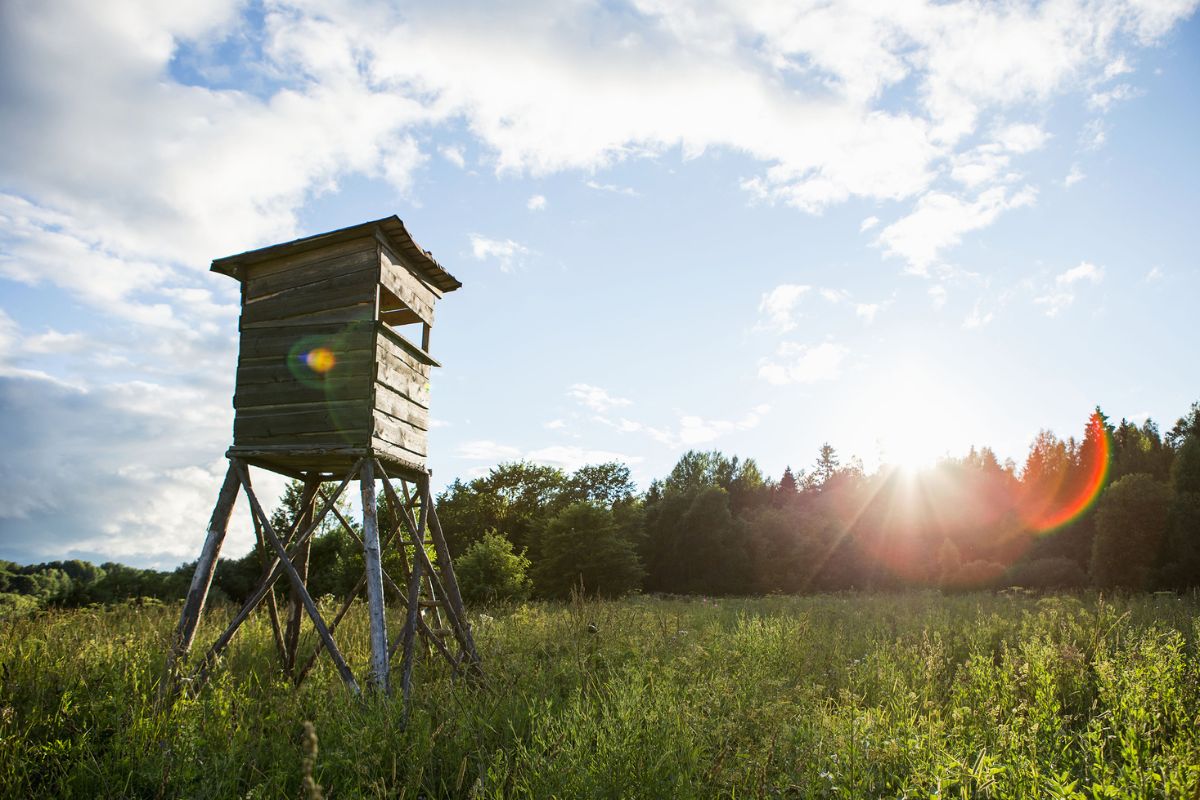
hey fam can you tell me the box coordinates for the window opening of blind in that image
[379,285,431,352]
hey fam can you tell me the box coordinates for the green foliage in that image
[455,531,533,604]
[1005,556,1088,590]
[534,503,644,598]
[2,594,1199,798]
[1091,473,1171,590]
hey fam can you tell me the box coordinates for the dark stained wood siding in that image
[231,235,379,454]
[227,231,441,475]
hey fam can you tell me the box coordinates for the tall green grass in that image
[1,592,1197,798]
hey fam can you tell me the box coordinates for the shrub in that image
[534,503,645,598]
[1006,557,1088,590]
[1091,473,1171,590]
[455,531,532,605]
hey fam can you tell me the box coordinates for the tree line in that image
[3,400,1198,614]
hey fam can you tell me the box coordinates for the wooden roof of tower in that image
[210,215,462,292]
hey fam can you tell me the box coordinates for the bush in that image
[1091,473,1171,591]
[455,531,532,605]
[534,503,645,598]
[1006,557,1088,590]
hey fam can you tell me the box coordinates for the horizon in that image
[1,0,1198,569]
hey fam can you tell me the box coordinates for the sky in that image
[1,0,1198,569]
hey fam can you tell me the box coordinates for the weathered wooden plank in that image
[233,379,371,410]
[381,245,439,320]
[377,329,435,373]
[227,447,367,475]
[244,250,377,300]
[240,236,377,280]
[373,437,427,472]
[373,381,430,430]
[373,409,428,457]
[235,403,371,439]
[235,352,373,387]
[237,322,375,360]
[240,303,374,330]
[376,360,430,409]
[242,270,376,325]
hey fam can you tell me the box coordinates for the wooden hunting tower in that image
[166,217,479,703]
[213,216,461,477]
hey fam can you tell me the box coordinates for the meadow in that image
[1,592,1198,799]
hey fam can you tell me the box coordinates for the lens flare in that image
[1019,412,1111,533]
[305,347,336,373]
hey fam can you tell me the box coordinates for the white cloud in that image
[468,233,529,272]
[585,180,640,197]
[995,123,1049,154]
[567,383,632,413]
[757,284,810,333]
[929,285,949,309]
[677,404,770,446]
[1144,265,1163,282]
[439,145,466,168]
[1035,261,1105,315]
[1064,164,1086,187]
[859,216,880,232]
[1089,83,1138,111]
[524,445,643,472]
[855,303,880,323]
[758,341,848,385]
[963,300,994,329]
[544,418,566,430]
[1081,119,1108,150]
[22,329,88,354]
[1058,262,1105,285]
[879,185,1038,274]
[526,193,547,210]
[457,440,523,461]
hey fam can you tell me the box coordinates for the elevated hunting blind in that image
[166,217,479,703]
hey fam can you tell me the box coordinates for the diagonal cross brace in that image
[190,458,363,692]
[232,460,360,694]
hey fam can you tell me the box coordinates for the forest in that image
[2,400,1198,615]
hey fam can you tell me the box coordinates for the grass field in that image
[1,592,1198,798]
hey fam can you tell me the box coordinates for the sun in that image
[872,360,974,472]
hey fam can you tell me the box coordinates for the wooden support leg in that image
[398,507,425,711]
[424,476,481,668]
[232,460,360,694]
[190,460,361,692]
[360,459,390,693]
[251,511,288,665]
[163,463,240,691]
[285,476,321,673]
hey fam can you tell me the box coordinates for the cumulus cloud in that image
[879,185,1038,274]
[757,284,811,333]
[567,383,633,413]
[855,303,881,323]
[677,404,770,446]
[526,194,547,211]
[1035,261,1105,315]
[585,180,640,197]
[439,145,467,168]
[963,300,995,329]
[758,341,848,385]
[457,440,523,461]
[469,233,530,272]
[1064,165,1086,187]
